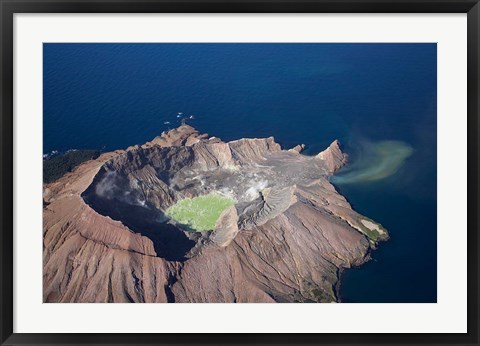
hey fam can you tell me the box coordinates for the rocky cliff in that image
[43,125,388,303]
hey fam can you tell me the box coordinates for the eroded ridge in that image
[43,125,388,303]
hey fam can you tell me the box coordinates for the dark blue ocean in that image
[44,43,437,303]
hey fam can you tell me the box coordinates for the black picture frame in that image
[1,1,479,345]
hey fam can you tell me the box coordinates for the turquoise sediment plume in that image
[332,140,413,184]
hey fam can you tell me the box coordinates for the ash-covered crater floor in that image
[44,125,388,303]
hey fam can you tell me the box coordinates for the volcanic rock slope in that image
[43,125,388,303]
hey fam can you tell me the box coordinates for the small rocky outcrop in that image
[316,139,348,173]
[211,206,239,247]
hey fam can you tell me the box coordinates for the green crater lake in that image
[165,193,235,232]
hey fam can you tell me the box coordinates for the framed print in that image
[1,0,479,345]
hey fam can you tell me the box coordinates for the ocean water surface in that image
[44,43,437,302]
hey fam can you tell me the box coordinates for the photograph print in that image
[43,43,436,303]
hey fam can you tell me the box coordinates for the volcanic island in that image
[43,125,388,303]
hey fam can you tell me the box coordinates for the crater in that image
[80,126,335,261]
[81,147,200,261]
[82,180,196,262]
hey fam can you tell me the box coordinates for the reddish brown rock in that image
[316,139,348,173]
